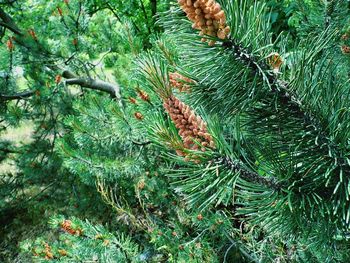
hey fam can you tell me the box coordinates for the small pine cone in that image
[57,7,63,16]
[137,180,145,190]
[61,220,71,229]
[6,38,14,51]
[61,220,76,235]
[44,244,54,259]
[267,53,283,73]
[341,45,350,54]
[28,29,37,40]
[163,95,215,161]
[129,97,137,104]
[137,89,150,102]
[341,33,349,41]
[55,74,62,84]
[169,72,193,92]
[178,0,230,45]
[134,112,144,120]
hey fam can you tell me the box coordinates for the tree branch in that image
[0,7,23,35]
[150,0,157,19]
[1,70,121,101]
[64,76,120,98]
[0,147,21,154]
[222,38,350,188]
[0,90,35,101]
[214,155,282,191]
[139,0,151,34]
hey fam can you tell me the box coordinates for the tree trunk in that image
[150,0,157,21]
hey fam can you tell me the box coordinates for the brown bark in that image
[150,0,157,18]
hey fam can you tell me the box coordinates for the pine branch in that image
[0,72,120,100]
[214,155,282,191]
[222,38,350,176]
[0,7,23,35]
[222,39,300,111]
[0,147,21,154]
[63,75,120,97]
[131,140,151,146]
[0,90,35,101]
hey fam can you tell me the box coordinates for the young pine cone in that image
[169,72,193,92]
[137,89,150,102]
[134,112,144,120]
[61,220,77,235]
[163,95,215,157]
[178,0,230,46]
[129,97,137,104]
[341,33,349,41]
[267,53,283,74]
[341,45,350,55]
[6,37,14,51]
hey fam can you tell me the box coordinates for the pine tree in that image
[50,0,350,261]
[5,0,350,262]
[131,0,350,261]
